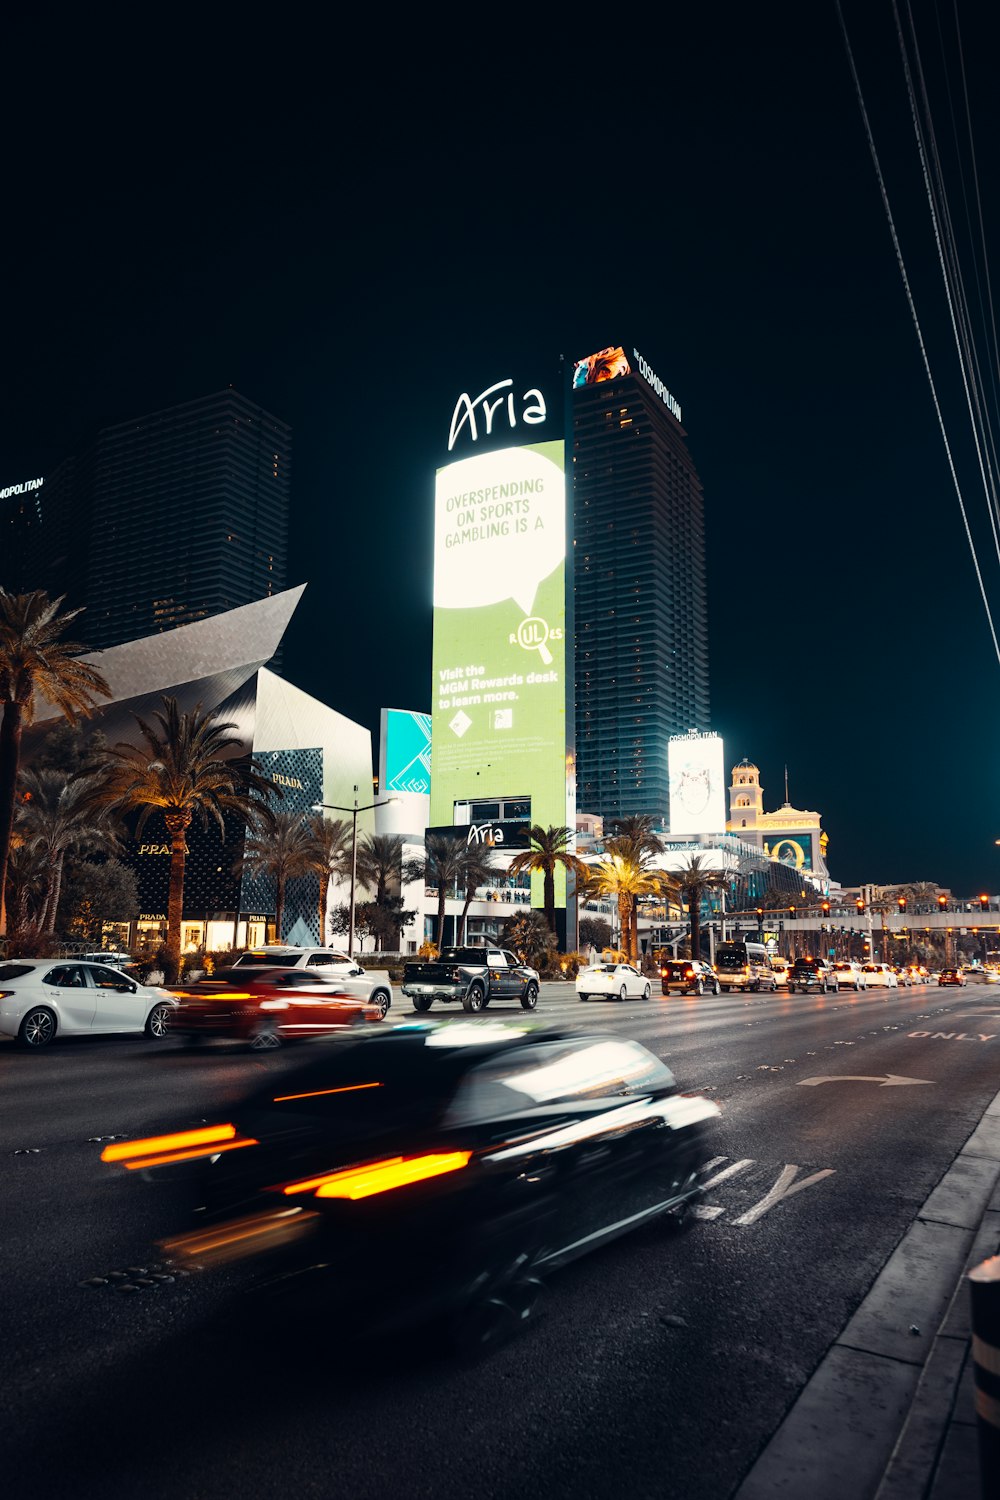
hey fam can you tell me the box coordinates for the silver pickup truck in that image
[401,946,540,1013]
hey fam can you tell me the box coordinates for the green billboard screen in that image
[430,437,567,903]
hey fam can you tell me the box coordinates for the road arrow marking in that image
[798,1073,934,1087]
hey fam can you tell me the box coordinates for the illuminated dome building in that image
[726,759,830,884]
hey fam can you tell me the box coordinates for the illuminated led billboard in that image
[573,346,631,386]
[381,709,431,795]
[764,832,814,871]
[430,438,567,898]
[668,731,726,835]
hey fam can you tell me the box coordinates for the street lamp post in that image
[312,789,400,958]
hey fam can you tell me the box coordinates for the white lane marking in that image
[700,1158,755,1191]
[798,1073,934,1088]
[908,1030,997,1042]
[733,1164,836,1227]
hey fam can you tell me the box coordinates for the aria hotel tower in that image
[572,345,709,826]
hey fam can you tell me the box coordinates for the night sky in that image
[4,4,1000,894]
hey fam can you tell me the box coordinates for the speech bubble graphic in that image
[434,442,565,615]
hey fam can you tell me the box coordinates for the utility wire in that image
[897,1,1000,569]
[834,0,1000,667]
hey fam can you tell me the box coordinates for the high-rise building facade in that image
[4,389,290,655]
[572,345,709,825]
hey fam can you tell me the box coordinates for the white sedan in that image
[0,959,175,1049]
[576,963,652,1002]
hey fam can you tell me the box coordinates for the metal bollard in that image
[968,1253,1000,1499]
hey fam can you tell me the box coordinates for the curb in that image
[734,1088,1000,1499]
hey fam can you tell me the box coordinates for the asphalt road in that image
[3,979,999,1500]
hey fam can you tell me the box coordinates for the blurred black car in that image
[103,1022,720,1345]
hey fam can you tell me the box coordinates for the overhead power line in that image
[834,0,1000,669]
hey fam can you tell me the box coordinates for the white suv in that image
[831,961,868,991]
[232,946,358,975]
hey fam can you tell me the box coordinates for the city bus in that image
[715,940,777,992]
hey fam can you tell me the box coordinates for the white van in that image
[715,940,777,992]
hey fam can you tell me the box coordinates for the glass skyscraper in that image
[5,389,290,656]
[572,346,709,826]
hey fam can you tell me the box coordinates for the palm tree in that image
[85,696,277,980]
[507,825,590,947]
[355,832,407,948]
[403,833,469,948]
[457,842,497,944]
[306,813,352,942]
[607,815,665,959]
[674,853,731,964]
[583,849,668,962]
[0,590,111,932]
[15,767,121,932]
[237,809,316,943]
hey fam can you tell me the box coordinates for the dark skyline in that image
[4,3,1000,894]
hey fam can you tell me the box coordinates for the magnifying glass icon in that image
[516,616,553,665]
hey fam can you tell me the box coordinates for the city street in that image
[3,980,999,1500]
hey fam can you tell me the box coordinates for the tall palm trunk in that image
[618,891,631,955]
[164,809,191,982]
[0,700,24,933]
[44,850,66,934]
[543,869,556,936]
[630,903,639,964]
[437,881,448,948]
[459,884,476,944]
[275,872,287,944]
[690,901,702,963]
[317,870,330,944]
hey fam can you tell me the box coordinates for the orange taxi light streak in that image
[122,1138,258,1170]
[101,1124,237,1162]
[282,1151,473,1201]
[272,1082,383,1103]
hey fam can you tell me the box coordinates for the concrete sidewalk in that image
[735,1089,1000,1500]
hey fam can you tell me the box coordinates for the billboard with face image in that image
[668,731,726,836]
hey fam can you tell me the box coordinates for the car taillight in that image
[281,1150,472,1200]
[101,1123,258,1170]
[744,966,751,975]
[685,969,694,978]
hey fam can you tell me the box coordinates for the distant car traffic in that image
[938,969,967,986]
[787,959,837,994]
[169,967,385,1048]
[714,941,777,993]
[769,957,791,989]
[862,963,898,989]
[659,959,721,997]
[831,961,868,991]
[577,962,652,1002]
[102,1023,721,1344]
[0,960,174,1049]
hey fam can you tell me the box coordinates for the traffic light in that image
[980,894,990,913]
[821,900,831,918]
[937,894,948,913]
[856,897,865,915]
[897,895,907,914]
